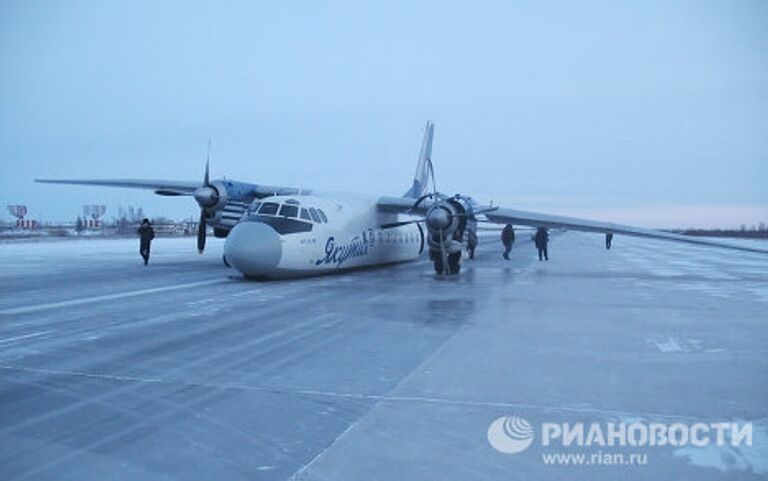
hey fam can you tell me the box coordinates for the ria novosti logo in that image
[487,416,535,454]
[487,415,753,454]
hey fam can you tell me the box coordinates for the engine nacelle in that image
[425,196,475,275]
[194,180,229,213]
[194,180,234,233]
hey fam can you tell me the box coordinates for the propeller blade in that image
[380,219,425,230]
[196,140,212,254]
[439,229,449,276]
[408,193,435,213]
[197,209,207,254]
[203,139,211,186]
[428,158,437,197]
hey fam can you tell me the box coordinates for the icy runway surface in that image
[0,234,766,480]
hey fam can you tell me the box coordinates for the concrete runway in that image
[0,233,766,480]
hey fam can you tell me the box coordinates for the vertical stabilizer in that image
[403,121,434,198]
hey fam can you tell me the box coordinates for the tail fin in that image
[403,121,434,198]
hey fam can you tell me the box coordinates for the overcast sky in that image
[1,0,766,228]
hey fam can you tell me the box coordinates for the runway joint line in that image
[0,364,721,423]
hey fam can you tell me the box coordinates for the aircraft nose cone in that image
[224,222,282,278]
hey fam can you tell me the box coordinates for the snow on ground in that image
[0,237,225,277]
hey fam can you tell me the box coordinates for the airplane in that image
[37,122,768,279]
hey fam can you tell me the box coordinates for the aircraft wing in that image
[35,178,308,198]
[36,179,201,196]
[484,207,768,254]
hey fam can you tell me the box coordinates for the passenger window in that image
[248,202,261,213]
[300,208,311,221]
[308,208,321,223]
[259,202,279,215]
[317,209,328,223]
[279,204,299,218]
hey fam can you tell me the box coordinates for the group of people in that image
[500,226,613,260]
[465,224,553,262]
[498,224,549,261]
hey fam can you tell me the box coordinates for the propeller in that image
[406,162,456,275]
[380,219,424,230]
[384,203,496,231]
[193,140,217,254]
[400,149,495,275]
[408,192,436,213]
[197,206,207,253]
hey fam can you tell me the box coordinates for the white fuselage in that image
[223,194,424,278]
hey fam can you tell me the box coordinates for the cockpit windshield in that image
[258,202,279,215]
[243,199,328,234]
[279,204,299,218]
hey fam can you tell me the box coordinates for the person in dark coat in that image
[605,232,613,250]
[501,224,515,260]
[137,218,155,265]
[467,228,478,260]
[534,227,549,261]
